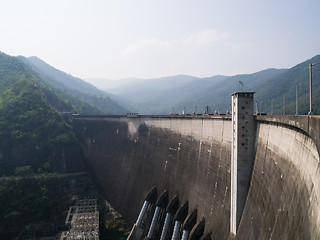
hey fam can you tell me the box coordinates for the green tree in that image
[0,79,76,175]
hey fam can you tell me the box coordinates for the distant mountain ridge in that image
[18,56,127,114]
[105,74,228,114]
[173,68,287,114]
[3,51,320,116]
[100,55,320,115]
[0,53,73,112]
[0,53,76,175]
[102,69,287,114]
[254,54,320,115]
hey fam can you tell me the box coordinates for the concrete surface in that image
[72,114,320,239]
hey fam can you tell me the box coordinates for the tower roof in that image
[231,92,255,96]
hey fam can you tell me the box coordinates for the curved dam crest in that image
[72,114,320,239]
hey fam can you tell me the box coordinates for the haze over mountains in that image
[104,75,228,114]
[86,54,320,115]
[17,56,127,114]
[1,51,320,116]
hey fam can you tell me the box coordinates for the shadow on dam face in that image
[72,116,320,240]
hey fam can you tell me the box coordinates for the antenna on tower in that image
[238,81,244,91]
[193,106,198,115]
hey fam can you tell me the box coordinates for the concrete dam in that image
[71,93,320,240]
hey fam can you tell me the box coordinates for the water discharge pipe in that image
[160,212,172,240]
[181,230,189,240]
[147,206,161,238]
[171,221,182,240]
[180,209,197,240]
[135,186,157,228]
[160,195,179,240]
[136,201,149,227]
[171,201,188,240]
[146,190,169,239]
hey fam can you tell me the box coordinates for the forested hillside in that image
[0,53,76,175]
[172,55,320,114]
[18,56,127,114]
[173,68,286,114]
[0,53,79,238]
[254,55,320,114]
[106,75,227,114]
[0,174,70,239]
[105,55,320,115]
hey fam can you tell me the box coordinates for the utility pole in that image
[283,96,286,115]
[309,62,320,115]
[271,99,274,115]
[227,103,231,114]
[259,102,262,115]
[309,64,313,115]
[296,84,299,115]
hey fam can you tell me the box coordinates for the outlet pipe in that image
[171,201,188,240]
[171,220,182,240]
[135,186,157,228]
[147,206,161,238]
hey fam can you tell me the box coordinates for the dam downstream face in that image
[73,117,232,239]
[237,122,320,240]
[72,116,320,239]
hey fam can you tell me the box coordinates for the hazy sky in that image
[1,0,320,82]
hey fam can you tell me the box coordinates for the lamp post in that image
[283,95,286,115]
[296,84,299,115]
[259,102,262,115]
[309,62,320,115]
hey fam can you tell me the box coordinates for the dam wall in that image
[73,116,232,239]
[72,115,320,239]
[237,117,320,239]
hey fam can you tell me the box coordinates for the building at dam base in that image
[71,100,320,239]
